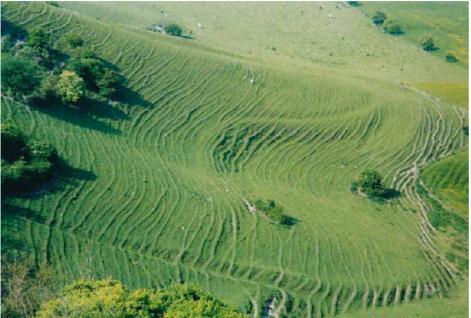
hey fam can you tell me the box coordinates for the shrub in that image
[383,20,403,35]
[372,12,386,25]
[347,1,361,7]
[37,279,248,317]
[67,57,104,90]
[356,170,385,198]
[56,70,85,104]
[97,69,120,98]
[446,52,458,63]
[420,35,435,51]
[1,54,42,97]
[27,28,51,51]
[64,33,84,48]
[165,23,183,37]
[254,199,291,225]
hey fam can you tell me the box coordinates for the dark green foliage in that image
[165,23,183,37]
[97,69,120,98]
[1,124,57,195]
[446,52,458,62]
[347,1,361,7]
[1,54,42,97]
[46,1,60,7]
[420,35,435,51]
[383,20,403,35]
[350,180,358,193]
[372,12,387,25]
[357,170,385,197]
[1,35,15,53]
[64,33,84,48]
[463,126,468,135]
[26,28,51,51]
[254,199,292,225]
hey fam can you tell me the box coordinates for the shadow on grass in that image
[282,215,299,228]
[1,202,47,223]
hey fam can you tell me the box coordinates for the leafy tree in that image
[26,28,51,51]
[37,279,249,317]
[56,70,85,104]
[420,35,435,51]
[1,54,42,97]
[64,33,84,48]
[383,20,403,35]
[254,199,291,225]
[356,170,385,198]
[97,69,120,98]
[372,11,386,25]
[165,23,183,37]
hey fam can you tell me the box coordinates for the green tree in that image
[56,70,85,104]
[420,35,435,51]
[27,28,51,51]
[383,20,403,35]
[357,170,385,197]
[37,279,249,317]
[97,69,120,98]
[446,52,458,62]
[1,124,27,162]
[1,54,42,97]
[372,11,386,25]
[64,33,84,48]
[165,23,183,37]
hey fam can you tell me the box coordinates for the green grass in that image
[422,150,468,218]
[1,2,468,317]
[359,1,469,66]
[415,82,468,109]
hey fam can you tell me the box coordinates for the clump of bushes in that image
[254,199,292,225]
[383,20,403,35]
[372,11,386,25]
[420,35,436,51]
[347,1,361,7]
[164,23,183,37]
[1,25,122,108]
[1,124,58,194]
[351,169,399,202]
[37,279,248,317]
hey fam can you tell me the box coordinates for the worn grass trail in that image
[1,2,468,317]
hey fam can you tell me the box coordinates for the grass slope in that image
[1,2,468,317]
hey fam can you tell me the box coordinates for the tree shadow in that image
[382,188,401,200]
[2,157,97,199]
[1,201,47,224]
[31,101,122,135]
[282,215,299,228]
[1,18,27,39]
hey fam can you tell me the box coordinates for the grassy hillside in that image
[1,2,468,317]
[358,1,469,66]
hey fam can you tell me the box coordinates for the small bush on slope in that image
[372,12,387,25]
[165,23,183,37]
[36,279,249,317]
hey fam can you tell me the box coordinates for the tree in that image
[37,279,249,317]
[372,11,386,25]
[1,54,42,97]
[64,33,84,48]
[383,20,403,35]
[356,170,385,198]
[165,23,183,37]
[56,70,85,104]
[1,124,27,162]
[97,69,120,98]
[27,28,51,51]
[420,35,435,51]
[347,1,361,7]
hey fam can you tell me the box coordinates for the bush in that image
[56,70,85,104]
[356,170,385,198]
[446,52,458,63]
[1,54,42,97]
[64,33,84,48]
[383,20,403,35]
[254,199,291,225]
[165,23,183,37]
[27,28,51,51]
[97,69,120,98]
[372,12,386,25]
[37,279,248,317]
[347,1,361,7]
[420,35,435,51]
[1,124,58,194]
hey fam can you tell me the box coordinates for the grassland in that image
[1,2,468,317]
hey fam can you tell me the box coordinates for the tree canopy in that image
[165,23,183,37]
[56,70,85,104]
[372,12,387,25]
[37,279,248,318]
[1,54,42,97]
